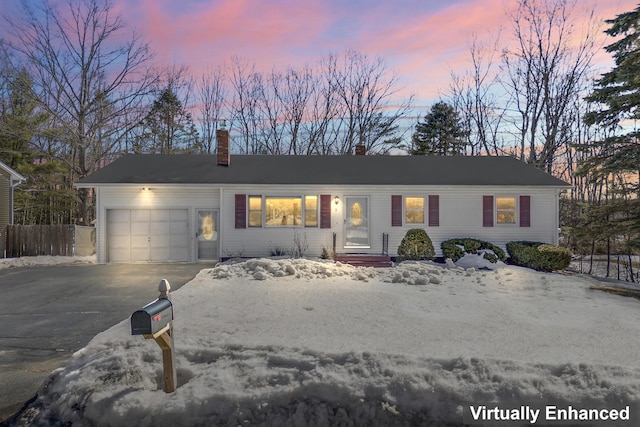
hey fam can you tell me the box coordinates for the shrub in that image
[441,238,506,263]
[397,229,435,261]
[506,241,572,272]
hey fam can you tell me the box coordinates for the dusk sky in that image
[4,0,639,109]
[108,0,636,108]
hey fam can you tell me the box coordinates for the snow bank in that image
[0,255,96,270]
[12,258,640,426]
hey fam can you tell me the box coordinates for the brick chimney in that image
[216,128,230,166]
[355,143,366,155]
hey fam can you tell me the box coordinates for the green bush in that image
[506,241,572,272]
[441,238,506,263]
[397,229,435,261]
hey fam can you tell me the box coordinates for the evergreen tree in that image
[583,5,640,193]
[410,101,467,155]
[0,68,45,169]
[581,5,640,251]
[136,86,200,154]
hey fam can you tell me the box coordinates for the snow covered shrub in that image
[441,238,506,263]
[506,241,572,272]
[397,229,435,261]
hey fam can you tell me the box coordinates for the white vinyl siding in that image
[92,183,561,263]
[220,185,562,258]
[95,186,220,263]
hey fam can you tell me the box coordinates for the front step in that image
[334,254,393,268]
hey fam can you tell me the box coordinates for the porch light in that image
[334,196,339,205]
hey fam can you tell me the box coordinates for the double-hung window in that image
[405,197,425,224]
[496,197,516,224]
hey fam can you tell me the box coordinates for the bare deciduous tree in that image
[196,66,226,154]
[326,50,414,154]
[229,56,264,154]
[5,0,157,224]
[449,34,507,156]
[501,0,599,172]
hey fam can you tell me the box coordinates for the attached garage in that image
[107,209,189,262]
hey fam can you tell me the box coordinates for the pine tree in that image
[583,6,640,193]
[136,86,200,154]
[0,68,45,169]
[410,101,467,155]
[581,5,640,252]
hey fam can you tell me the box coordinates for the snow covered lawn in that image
[0,255,95,269]
[14,257,640,426]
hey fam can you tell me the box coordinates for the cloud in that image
[112,0,638,106]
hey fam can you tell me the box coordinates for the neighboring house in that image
[76,130,570,264]
[0,161,26,230]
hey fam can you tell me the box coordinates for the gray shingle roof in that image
[76,154,571,187]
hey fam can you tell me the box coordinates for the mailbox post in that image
[130,279,177,393]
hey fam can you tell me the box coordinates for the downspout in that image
[9,177,23,225]
[554,189,562,246]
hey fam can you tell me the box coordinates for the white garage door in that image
[107,209,189,262]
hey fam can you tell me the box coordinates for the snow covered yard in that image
[12,257,640,426]
[0,255,96,269]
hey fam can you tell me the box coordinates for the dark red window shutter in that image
[483,195,494,227]
[428,195,439,227]
[520,195,531,227]
[235,194,246,229]
[320,195,331,229]
[391,195,402,226]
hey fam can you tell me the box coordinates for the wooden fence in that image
[3,225,76,257]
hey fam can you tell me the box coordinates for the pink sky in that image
[110,0,637,109]
[4,0,637,110]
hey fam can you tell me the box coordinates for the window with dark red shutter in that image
[320,195,331,228]
[428,195,439,227]
[483,195,494,227]
[391,195,402,226]
[520,195,531,227]
[235,194,246,229]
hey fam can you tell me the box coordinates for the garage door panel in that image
[151,247,170,260]
[171,210,188,221]
[109,251,130,263]
[151,235,170,247]
[108,209,130,222]
[109,235,130,248]
[130,209,150,221]
[130,248,150,262]
[109,222,130,236]
[149,221,169,235]
[170,221,188,234]
[150,209,170,221]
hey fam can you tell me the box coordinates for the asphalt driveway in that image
[0,262,212,424]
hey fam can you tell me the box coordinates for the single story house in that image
[0,160,25,230]
[76,130,570,264]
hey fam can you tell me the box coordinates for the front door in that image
[345,196,370,248]
[196,209,219,260]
